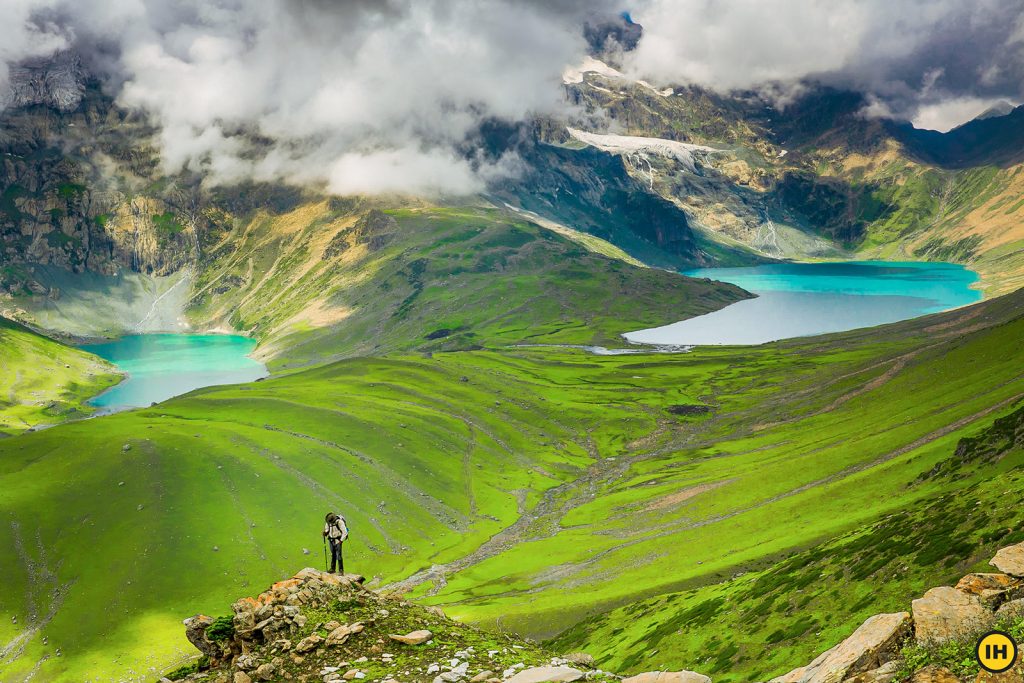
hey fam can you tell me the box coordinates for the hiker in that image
[322,512,349,574]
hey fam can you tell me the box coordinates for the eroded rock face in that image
[4,52,86,113]
[991,543,1024,577]
[770,612,910,683]
[912,587,994,644]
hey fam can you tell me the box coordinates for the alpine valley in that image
[3,10,1024,683]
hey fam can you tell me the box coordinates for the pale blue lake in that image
[625,261,982,346]
[82,334,268,413]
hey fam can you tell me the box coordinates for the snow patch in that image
[566,128,720,173]
[562,56,624,84]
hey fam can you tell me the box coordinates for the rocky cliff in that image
[0,78,201,290]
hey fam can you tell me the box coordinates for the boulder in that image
[388,629,432,645]
[235,654,257,671]
[253,663,276,681]
[996,597,1024,618]
[991,544,1024,577]
[564,653,595,667]
[504,666,585,683]
[771,612,910,683]
[910,666,960,682]
[326,624,354,646]
[470,671,495,682]
[233,673,252,683]
[843,661,898,683]
[955,573,1023,607]
[184,615,219,660]
[992,543,1024,577]
[294,633,323,654]
[768,667,806,683]
[912,587,994,644]
[621,672,711,683]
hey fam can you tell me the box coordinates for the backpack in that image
[334,515,349,541]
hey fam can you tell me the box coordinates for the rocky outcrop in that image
[991,543,1024,577]
[911,587,993,644]
[769,613,910,683]
[4,52,87,113]
[955,573,1024,607]
[764,541,1024,683]
[170,567,709,683]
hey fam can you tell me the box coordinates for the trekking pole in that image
[323,536,328,572]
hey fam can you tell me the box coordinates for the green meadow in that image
[0,317,121,435]
[2,208,1024,682]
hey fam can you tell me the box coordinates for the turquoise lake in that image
[82,334,268,413]
[625,261,983,346]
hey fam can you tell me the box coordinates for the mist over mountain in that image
[0,1,1022,195]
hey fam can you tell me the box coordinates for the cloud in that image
[912,97,1013,132]
[2,1,1024,195]
[0,0,619,196]
[624,0,1024,126]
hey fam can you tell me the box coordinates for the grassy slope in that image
[187,202,748,369]
[0,316,121,435]
[824,148,1024,296]
[554,406,1024,682]
[2,286,1024,681]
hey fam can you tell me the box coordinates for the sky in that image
[1,0,1022,194]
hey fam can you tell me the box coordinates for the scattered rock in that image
[505,666,585,683]
[294,634,323,654]
[253,663,276,681]
[564,653,595,667]
[912,587,993,644]
[471,671,495,682]
[388,629,432,645]
[991,543,1024,577]
[622,672,711,683]
[771,612,910,683]
[235,654,258,671]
